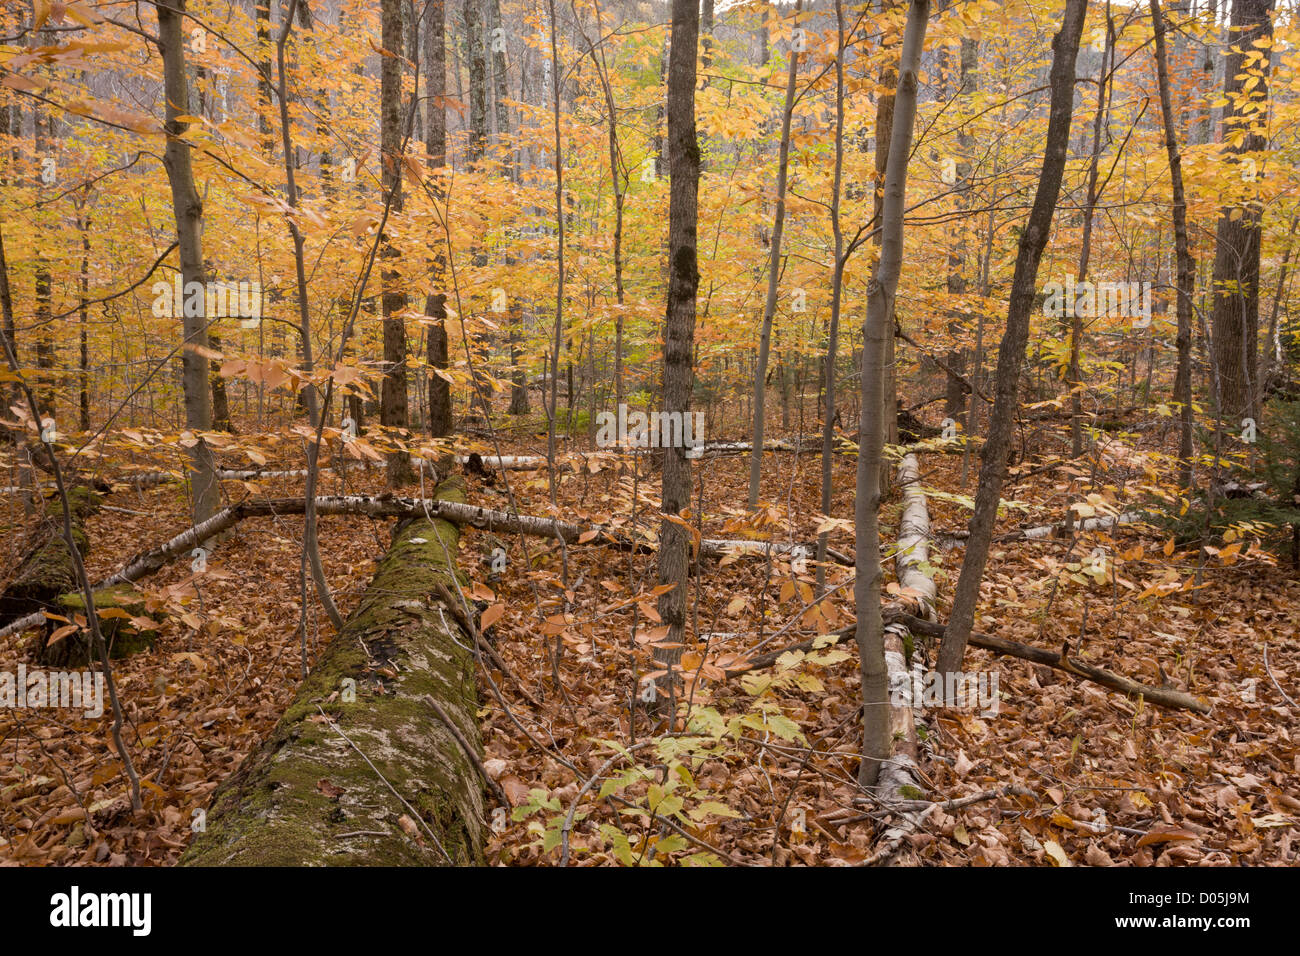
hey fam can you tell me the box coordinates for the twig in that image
[1264,642,1298,709]
[422,694,509,808]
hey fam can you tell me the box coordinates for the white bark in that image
[875,452,934,858]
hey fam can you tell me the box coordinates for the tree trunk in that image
[1150,0,1196,488]
[855,0,928,790]
[544,0,566,502]
[583,0,626,410]
[381,0,413,484]
[943,36,978,425]
[155,0,220,527]
[426,0,452,437]
[33,79,54,420]
[77,210,91,432]
[180,478,485,866]
[274,0,322,429]
[464,0,488,165]
[655,0,701,703]
[937,0,1088,681]
[489,0,510,167]
[816,0,847,592]
[1069,11,1113,459]
[508,322,529,413]
[747,0,802,508]
[874,2,900,454]
[1209,0,1273,427]
[0,226,17,426]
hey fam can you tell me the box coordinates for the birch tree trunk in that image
[855,0,928,789]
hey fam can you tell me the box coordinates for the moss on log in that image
[0,488,101,627]
[39,585,160,666]
[180,477,485,866]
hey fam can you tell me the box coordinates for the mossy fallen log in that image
[38,584,161,666]
[0,487,101,627]
[179,476,485,866]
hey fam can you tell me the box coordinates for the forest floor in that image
[1,406,1297,866]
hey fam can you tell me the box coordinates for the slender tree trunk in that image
[1261,212,1299,395]
[944,36,978,425]
[856,0,929,789]
[747,0,802,507]
[874,1,899,454]
[256,1,273,149]
[655,0,701,706]
[33,75,54,420]
[0,101,15,419]
[937,0,1088,681]
[0,225,15,424]
[465,0,488,165]
[1209,0,1273,426]
[1150,0,1197,488]
[270,0,344,632]
[816,0,847,593]
[545,0,566,503]
[489,0,510,170]
[155,0,220,526]
[426,0,452,437]
[702,0,715,70]
[1069,8,1113,458]
[78,209,91,432]
[382,0,413,484]
[508,322,529,413]
[584,0,626,410]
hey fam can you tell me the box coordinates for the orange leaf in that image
[479,603,504,630]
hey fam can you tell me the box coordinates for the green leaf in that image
[689,800,742,821]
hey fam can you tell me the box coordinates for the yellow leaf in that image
[1043,840,1071,866]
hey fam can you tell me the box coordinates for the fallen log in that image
[458,436,825,473]
[937,511,1146,545]
[179,476,485,866]
[878,454,935,806]
[0,486,101,628]
[0,494,852,639]
[867,453,940,864]
[886,610,1210,714]
[38,583,161,666]
[730,614,1211,715]
[0,434,845,494]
